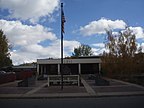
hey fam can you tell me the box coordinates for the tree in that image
[19,62,36,66]
[101,27,138,77]
[134,47,144,74]
[0,29,12,69]
[72,44,93,57]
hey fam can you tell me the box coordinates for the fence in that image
[48,75,80,86]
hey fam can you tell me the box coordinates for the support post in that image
[58,64,60,75]
[78,64,81,74]
[40,65,43,76]
[37,64,39,76]
[78,63,81,86]
[99,63,101,75]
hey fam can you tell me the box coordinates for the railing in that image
[48,75,80,86]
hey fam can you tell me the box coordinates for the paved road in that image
[0,96,144,108]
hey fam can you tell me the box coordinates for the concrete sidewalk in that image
[0,78,144,99]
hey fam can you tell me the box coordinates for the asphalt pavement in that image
[0,96,144,108]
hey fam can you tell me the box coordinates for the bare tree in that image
[102,27,138,77]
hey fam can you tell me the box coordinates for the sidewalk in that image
[0,77,144,99]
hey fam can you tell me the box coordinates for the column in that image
[37,64,39,75]
[58,64,60,75]
[44,65,46,74]
[40,65,43,76]
[99,63,101,75]
[78,63,81,86]
[44,65,47,77]
[78,63,81,74]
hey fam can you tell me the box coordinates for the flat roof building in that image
[37,56,102,76]
[12,65,36,72]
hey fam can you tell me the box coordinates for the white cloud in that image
[0,0,60,23]
[46,39,81,57]
[140,43,144,52]
[0,19,80,65]
[129,27,144,39]
[91,43,106,55]
[79,18,144,41]
[80,18,126,36]
[0,19,57,46]
[63,40,81,56]
[92,47,106,55]
[137,43,144,53]
[92,43,105,48]
[10,39,80,65]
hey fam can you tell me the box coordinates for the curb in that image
[109,78,144,90]
[1,91,144,99]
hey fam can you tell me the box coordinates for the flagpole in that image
[61,3,64,90]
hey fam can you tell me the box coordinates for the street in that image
[0,96,144,108]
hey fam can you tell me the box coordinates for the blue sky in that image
[0,0,144,65]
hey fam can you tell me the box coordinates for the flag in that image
[61,3,66,33]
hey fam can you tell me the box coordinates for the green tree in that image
[0,29,12,69]
[72,44,93,57]
[19,62,36,66]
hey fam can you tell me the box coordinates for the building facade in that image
[37,56,101,76]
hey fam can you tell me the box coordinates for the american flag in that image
[61,6,66,33]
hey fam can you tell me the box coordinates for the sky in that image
[0,0,144,65]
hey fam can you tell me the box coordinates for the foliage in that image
[19,62,36,66]
[0,29,12,68]
[72,44,93,57]
[101,27,143,77]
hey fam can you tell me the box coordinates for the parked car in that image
[0,71,6,74]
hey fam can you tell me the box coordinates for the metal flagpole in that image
[60,3,65,90]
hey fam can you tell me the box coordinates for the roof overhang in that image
[37,58,101,64]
